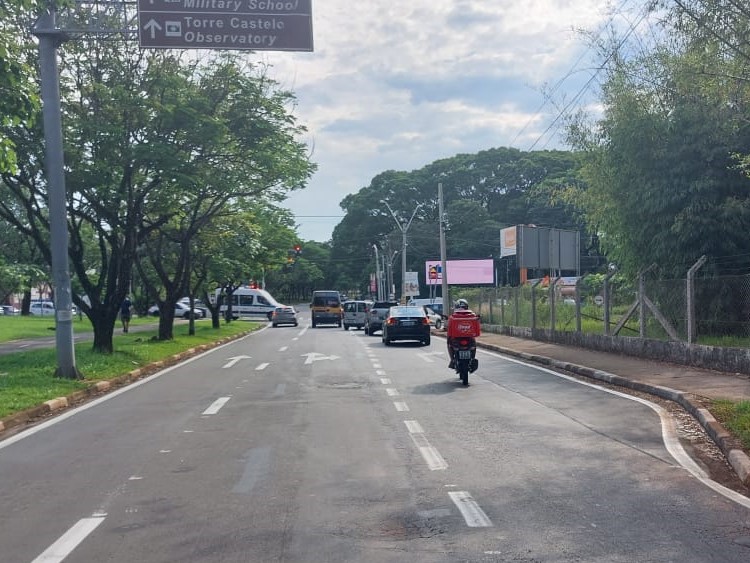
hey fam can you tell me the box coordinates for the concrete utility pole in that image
[381,200,422,304]
[438,183,449,312]
[34,6,80,378]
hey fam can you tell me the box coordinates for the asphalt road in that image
[1,315,750,562]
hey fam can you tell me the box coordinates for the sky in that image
[258,1,622,242]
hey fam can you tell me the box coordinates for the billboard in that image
[404,272,419,297]
[425,259,495,286]
[500,226,517,257]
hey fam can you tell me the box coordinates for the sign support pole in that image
[34,6,80,379]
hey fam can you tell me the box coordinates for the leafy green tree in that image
[569,8,750,279]
[330,149,587,296]
[0,34,314,349]
[0,0,39,173]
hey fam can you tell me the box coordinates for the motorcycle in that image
[450,337,479,386]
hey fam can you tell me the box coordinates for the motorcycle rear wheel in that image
[459,363,469,386]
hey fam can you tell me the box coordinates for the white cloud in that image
[256,1,617,241]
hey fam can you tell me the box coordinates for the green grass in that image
[0,321,256,419]
[0,314,156,342]
[711,400,750,450]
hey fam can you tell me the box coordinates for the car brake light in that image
[422,317,430,325]
[387,318,396,325]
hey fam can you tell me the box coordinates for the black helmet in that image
[454,299,469,310]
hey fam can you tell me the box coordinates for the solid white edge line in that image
[202,396,231,415]
[31,515,106,563]
[0,331,258,451]
[448,491,493,527]
[478,346,750,510]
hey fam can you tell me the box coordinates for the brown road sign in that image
[137,0,313,51]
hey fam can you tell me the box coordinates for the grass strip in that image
[711,399,750,450]
[0,322,255,419]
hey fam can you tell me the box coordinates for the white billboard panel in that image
[425,259,494,286]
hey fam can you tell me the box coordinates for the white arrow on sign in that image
[143,19,162,39]
[223,355,251,369]
[301,353,340,365]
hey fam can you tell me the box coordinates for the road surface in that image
[1,316,749,562]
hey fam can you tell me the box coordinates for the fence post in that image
[603,266,617,336]
[575,276,584,333]
[687,255,707,344]
[638,264,657,338]
[550,277,560,332]
[531,279,542,332]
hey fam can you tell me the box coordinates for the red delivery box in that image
[447,311,481,338]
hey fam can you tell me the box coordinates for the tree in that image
[0,0,39,173]
[568,6,750,279]
[0,35,314,350]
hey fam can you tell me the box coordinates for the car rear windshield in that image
[390,306,425,317]
[373,301,398,309]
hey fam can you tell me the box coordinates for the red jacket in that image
[446,309,481,338]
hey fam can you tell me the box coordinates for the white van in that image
[217,287,282,320]
[342,300,373,331]
[407,297,444,316]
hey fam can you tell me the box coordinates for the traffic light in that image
[293,244,302,256]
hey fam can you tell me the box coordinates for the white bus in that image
[217,287,282,320]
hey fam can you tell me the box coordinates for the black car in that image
[382,306,431,346]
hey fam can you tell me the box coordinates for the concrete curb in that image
[479,341,750,487]
[0,332,249,437]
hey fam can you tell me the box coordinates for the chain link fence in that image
[452,270,750,345]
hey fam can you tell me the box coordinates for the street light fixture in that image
[380,200,423,303]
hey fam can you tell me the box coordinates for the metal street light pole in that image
[372,244,382,300]
[381,201,422,304]
[438,183,449,312]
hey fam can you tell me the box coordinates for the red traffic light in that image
[293,244,302,253]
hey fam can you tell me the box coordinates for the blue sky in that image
[260,1,623,241]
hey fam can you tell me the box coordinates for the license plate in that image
[458,350,472,359]
[401,321,415,326]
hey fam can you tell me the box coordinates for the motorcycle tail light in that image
[459,339,470,346]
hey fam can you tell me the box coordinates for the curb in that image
[0,332,250,438]
[478,341,750,487]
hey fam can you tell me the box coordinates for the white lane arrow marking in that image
[143,19,162,39]
[223,355,251,369]
[301,352,341,365]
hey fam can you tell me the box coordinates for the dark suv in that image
[364,301,398,335]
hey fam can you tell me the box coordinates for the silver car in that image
[271,305,299,327]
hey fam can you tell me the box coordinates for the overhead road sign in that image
[137,0,313,51]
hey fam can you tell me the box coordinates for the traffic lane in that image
[369,339,750,561]
[65,324,457,562]
[0,326,297,562]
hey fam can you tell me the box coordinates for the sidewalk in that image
[466,331,750,486]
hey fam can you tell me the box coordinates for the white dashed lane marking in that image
[449,491,493,527]
[202,396,231,415]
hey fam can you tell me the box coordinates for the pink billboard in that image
[425,259,495,285]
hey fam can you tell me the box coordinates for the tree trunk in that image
[158,309,176,340]
[91,309,117,354]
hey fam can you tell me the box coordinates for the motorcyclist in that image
[446,298,480,368]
